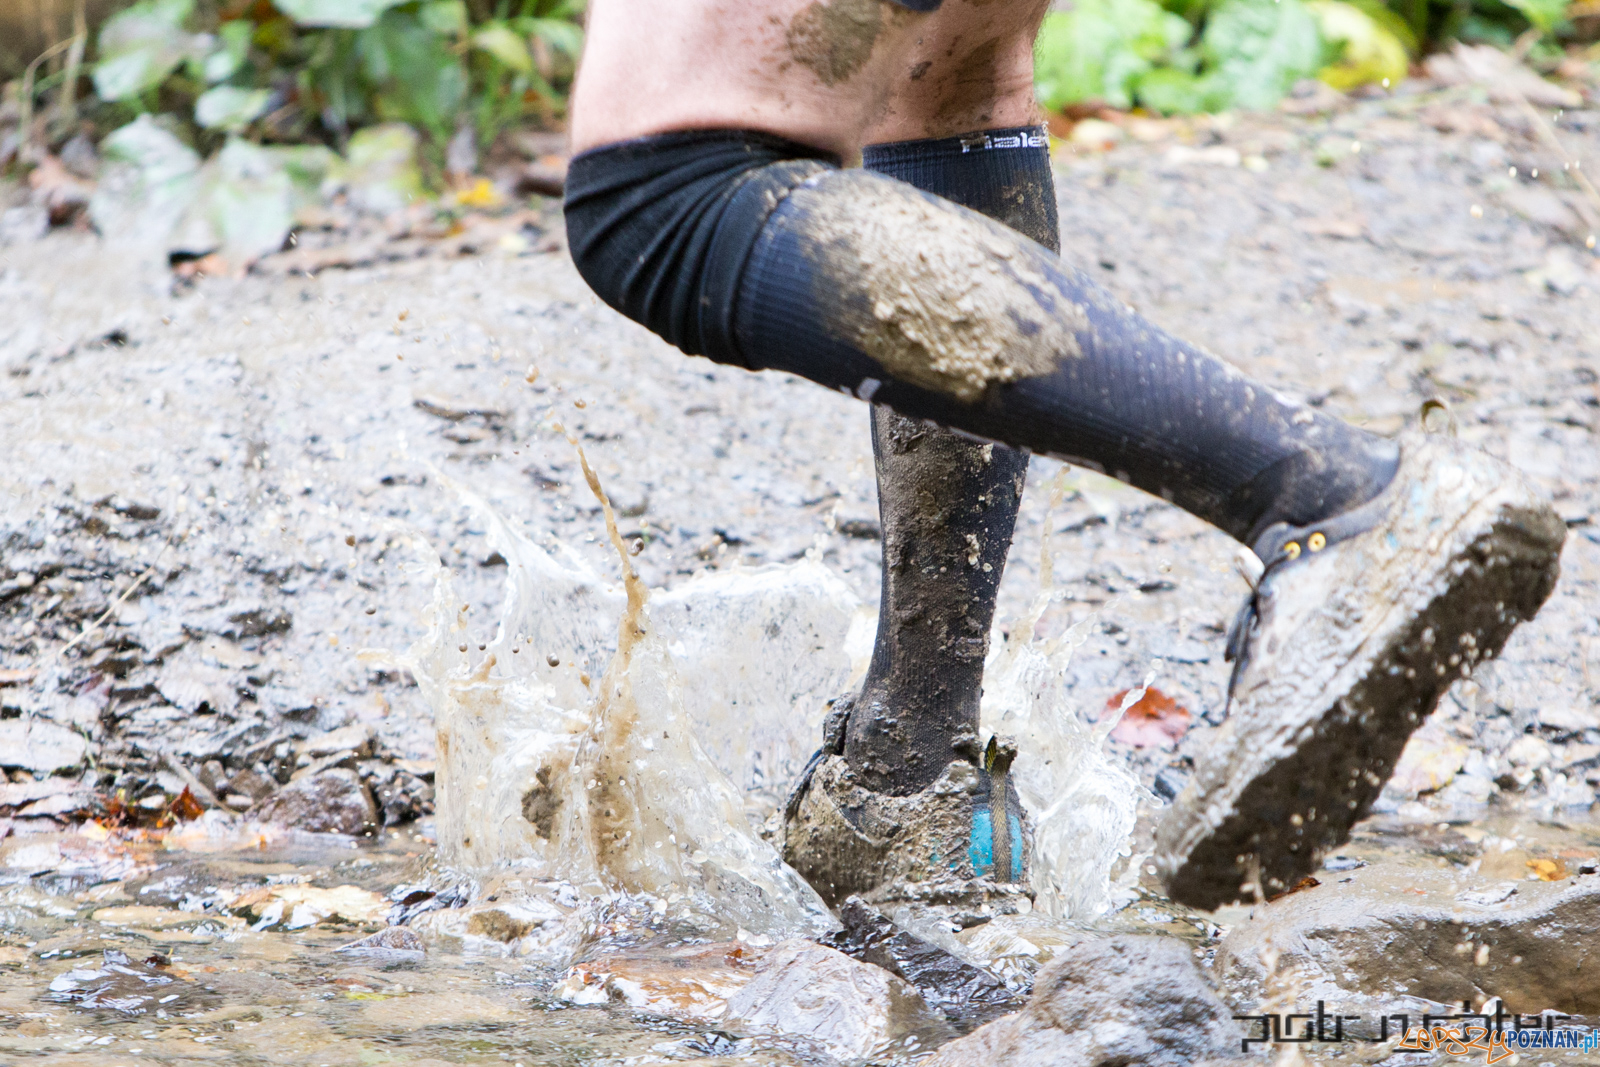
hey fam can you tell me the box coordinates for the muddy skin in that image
[879,0,1051,134]
[787,0,891,86]
[845,410,1029,795]
[939,36,1004,128]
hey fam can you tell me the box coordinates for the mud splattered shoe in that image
[783,702,1031,919]
[1156,428,1565,910]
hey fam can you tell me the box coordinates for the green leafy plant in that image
[1036,0,1585,114]
[88,0,583,158]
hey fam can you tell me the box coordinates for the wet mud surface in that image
[2,77,1600,1064]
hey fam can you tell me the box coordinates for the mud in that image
[786,0,889,87]
[801,169,1087,400]
[846,410,1027,795]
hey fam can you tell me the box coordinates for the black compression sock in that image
[732,169,1398,545]
[847,127,1055,796]
[565,131,1398,547]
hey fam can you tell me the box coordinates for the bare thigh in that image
[569,0,1047,158]
[865,0,1052,143]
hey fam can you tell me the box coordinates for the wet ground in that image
[3,69,1600,1065]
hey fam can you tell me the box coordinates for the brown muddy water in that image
[4,79,1600,1066]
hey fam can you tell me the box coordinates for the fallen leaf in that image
[1108,687,1192,749]
[1527,858,1567,881]
[164,786,205,823]
[453,177,503,210]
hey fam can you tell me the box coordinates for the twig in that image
[1513,92,1600,243]
[57,0,88,131]
[55,540,174,660]
[1508,27,1542,65]
[156,749,222,810]
[17,37,76,155]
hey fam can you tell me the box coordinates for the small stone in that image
[224,767,278,802]
[232,884,388,929]
[924,936,1239,1066]
[1505,735,1553,770]
[228,606,293,638]
[0,719,89,774]
[246,768,377,835]
[298,723,375,759]
[337,926,426,961]
[724,939,951,1060]
[826,897,1023,1028]
[552,942,760,1020]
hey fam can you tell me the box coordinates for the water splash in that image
[980,470,1152,919]
[401,458,835,939]
[978,599,1150,919]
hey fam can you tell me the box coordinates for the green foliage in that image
[1037,0,1338,113]
[1501,0,1569,31]
[1309,0,1409,91]
[1200,0,1327,109]
[1034,0,1194,111]
[1037,0,1580,113]
[93,0,208,102]
[88,0,584,162]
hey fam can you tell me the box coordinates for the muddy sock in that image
[565,130,1397,549]
[846,128,1056,796]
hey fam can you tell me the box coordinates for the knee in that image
[563,131,837,368]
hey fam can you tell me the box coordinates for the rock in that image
[1382,723,1469,802]
[924,936,1239,1067]
[337,926,426,963]
[298,723,374,759]
[186,604,292,641]
[1539,705,1600,733]
[1423,43,1583,108]
[553,942,762,1020]
[0,777,91,813]
[1506,735,1554,770]
[157,661,239,715]
[231,884,388,929]
[221,766,278,802]
[0,204,49,246]
[723,938,952,1061]
[0,718,89,773]
[47,948,217,1015]
[1214,862,1600,1014]
[826,897,1024,1030]
[247,768,376,835]
[366,764,433,825]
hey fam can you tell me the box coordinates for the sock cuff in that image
[862,124,1049,161]
[861,125,1059,251]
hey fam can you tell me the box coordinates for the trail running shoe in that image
[783,700,1030,919]
[1155,427,1565,909]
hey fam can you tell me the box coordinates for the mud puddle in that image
[7,808,1600,1065]
[0,829,821,1067]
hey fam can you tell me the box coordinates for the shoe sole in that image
[1156,439,1565,909]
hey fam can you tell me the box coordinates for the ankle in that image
[1233,429,1400,548]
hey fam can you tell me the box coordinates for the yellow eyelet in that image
[1284,541,1301,560]
[1308,531,1327,552]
